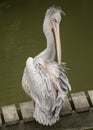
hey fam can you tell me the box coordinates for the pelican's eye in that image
[54,18,57,23]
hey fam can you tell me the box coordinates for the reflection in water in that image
[0,0,93,106]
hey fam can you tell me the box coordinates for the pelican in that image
[22,7,71,126]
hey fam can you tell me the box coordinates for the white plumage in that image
[22,7,71,126]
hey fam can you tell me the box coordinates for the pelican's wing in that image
[25,57,54,111]
[45,60,71,92]
[22,57,71,125]
[45,60,71,117]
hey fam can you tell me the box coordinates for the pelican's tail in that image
[33,103,59,126]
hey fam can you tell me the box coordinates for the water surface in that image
[0,0,93,106]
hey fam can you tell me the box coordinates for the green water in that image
[0,0,93,106]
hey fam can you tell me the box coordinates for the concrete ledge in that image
[71,91,90,112]
[0,90,93,130]
[20,101,34,122]
[0,114,2,127]
[61,97,72,115]
[88,90,93,106]
[1,104,19,125]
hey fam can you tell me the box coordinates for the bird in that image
[22,6,71,126]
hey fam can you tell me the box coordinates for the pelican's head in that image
[45,7,65,64]
[46,7,62,24]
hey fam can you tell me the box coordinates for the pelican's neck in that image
[35,17,55,60]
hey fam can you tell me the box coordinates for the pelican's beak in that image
[53,22,61,64]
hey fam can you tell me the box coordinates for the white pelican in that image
[22,7,71,126]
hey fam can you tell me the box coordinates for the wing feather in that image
[25,57,55,112]
[44,60,71,117]
[22,57,71,124]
